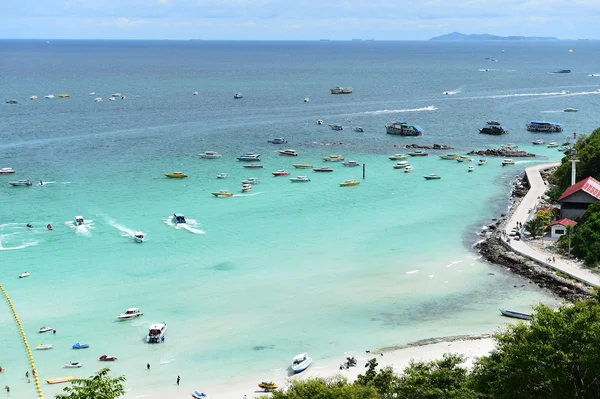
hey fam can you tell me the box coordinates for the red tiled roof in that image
[558,176,600,201]
[549,218,578,227]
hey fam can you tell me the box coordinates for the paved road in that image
[503,162,600,287]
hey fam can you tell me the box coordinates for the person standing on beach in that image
[25,371,29,378]
[176,376,180,385]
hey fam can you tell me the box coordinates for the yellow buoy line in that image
[0,283,44,398]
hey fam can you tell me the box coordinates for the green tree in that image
[470,291,600,399]
[569,202,600,267]
[534,209,555,226]
[55,368,126,399]
[524,217,545,239]
[271,376,379,399]
[355,358,399,398]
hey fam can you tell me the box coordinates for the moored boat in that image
[330,86,353,94]
[290,176,310,182]
[5,99,18,104]
[0,167,15,174]
[313,166,333,172]
[272,170,290,176]
[192,391,209,399]
[99,355,117,361]
[393,161,409,169]
[478,158,488,166]
[501,159,515,166]
[279,149,298,156]
[423,173,441,180]
[241,184,253,192]
[146,322,167,343]
[9,179,32,186]
[404,165,413,173]
[58,93,69,98]
[234,93,243,99]
[291,353,312,373]
[268,138,287,144]
[342,160,360,167]
[64,362,83,368]
[439,153,459,160]
[165,172,188,178]
[293,162,312,169]
[532,139,546,145]
[456,156,472,162]
[216,173,228,179]
[323,154,344,161]
[39,326,54,333]
[479,125,508,135]
[389,154,407,160]
[35,344,53,350]
[19,272,30,279]
[237,153,261,161]
[117,308,143,320]
[199,151,222,159]
[258,381,278,392]
[243,163,263,169]
[72,343,89,349]
[487,120,501,125]
[500,309,532,320]
[212,190,233,198]
[354,126,364,132]
[468,165,475,172]
[241,177,261,184]
[329,123,343,131]
[385,121,423,136]
[408,151,428,157]
[547,142,559,148]
[339,179,360,187]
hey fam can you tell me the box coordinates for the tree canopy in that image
[55,368,126,399]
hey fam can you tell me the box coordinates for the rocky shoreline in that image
[475,172,591,302]
[467,148,536,157]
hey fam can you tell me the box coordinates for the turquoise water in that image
[1,40,599,398]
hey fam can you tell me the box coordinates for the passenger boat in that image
[313,167,333,172]
[268,138,287,144]
[165,172,188,178]
[423,173,441,180]
[339,179,360,187]
[385,121,423,136]
[342,160,360,167]
[117,308,143,320]
[35,344,53,350]
[75,216,85,226]
[19,272,30,278]
[258,381,278,392]
[146,322,167,343]
[99,355,117,361]
[39,326,54,333]
[407,151,428,156]
[237,153,261,161]
[291,353,312,373]
[134,232,146,243]
[479,125,508,135]
[500,309,532,320]
[354,127,364,132]
[192,391,209,399]
[243,163,263,169]
[468,165,475,172]
[439,154,459,160]
[212,190,233,198]
[272,170,290,176]
[564,108,578,112]
[526,121,563,132]
[329,123,343,131]
[323,155,344,161]
[290,176,311,182]
[241,178,260,184]
[501,159,515,166]
[478,159,488,165]
[456,156,472,162]
[547,142,559,148]
[279,149,298,156]
[199,151,222,159]
[234,93,243,99]
[330,86,353,94]
[532,139,546,145]
[46,377,74,384]
[293,162,312,169]
[0,167,15,174]
[404,165,413,173]
[72,343,89,349]
[216,173,228,179]
[172,213,186,224]
[241,184,253,192]
[393,161,409,169]
[389,154,407,160]
[9,179,32,186]
[64,362,83,368]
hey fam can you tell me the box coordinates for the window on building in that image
[555,229,565,235]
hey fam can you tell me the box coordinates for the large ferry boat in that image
[526,121,563,133]
[385,121,423,136]
[330,86,353,94]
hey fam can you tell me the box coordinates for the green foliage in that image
[271,375,379,399]
[569,201,600,267]
[534,209,554,226]
[525,217,545,239]
[55,368,126,399]
[355,358,399,398]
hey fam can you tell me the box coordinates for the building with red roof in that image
[558,176,600,220]
[549,218,577,238]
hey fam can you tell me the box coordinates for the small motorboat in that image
[564,108,578,112]
[58,94,69,98]
[109,97,116,101]
[45,95,55,99]
[234,93,243,99]
[304,97,309,102]
[39,326,54,333]
[456,156,472,162]
[72,343,89,349]
[323,154,344,161]
[94,97,102,103]
[241,184,253,192]
[339,179,360,187]
[46,377,75,384]
[313,166,333,172]
[165,172,188,178]
[242,163,263,169]
[267,138,287,144]
[64,362,83,368]
[389,154,407,160]
[30,95,38,100]
[199,151,222,159]
[134,232,146,242]
[0,167,15,174]
[393,161,409,169]
[111,93,124,98]
[500,309,532,320]
[9,179,32,186]
[6,99,18,104]
[216,173,228,179]
[279,149,298,156]
[212,190,233,198]
[354,127,364,132]
[75,216,84,226]
[35,344,53,350]
[439,153,460,160]
[316,119,324,125]
[272,170,290,176]
[487,120,501,126]
[237,153,261,161]
[468,165,475,172]
[258,381,278,392]
[147,322,168,343]
[408,151,428,157]
[99,355,117,361]
[89,92,96,96]
[172,213,186,224]
[547,142,559,148]
[291,352,312,373]
[192,91,199,96]
[117,308,143,320]
[241,178,260,184]
[19,272,30,279]
[290,176,311,182]
[501,159,515,166]
[329,123,343,131]
[423,173,441,180]
[293,162,312,169]
[192,391,209,399]
[532,139,546,145]
[404,165,413,173]
[342,161,360,167]
[478,159,488,166]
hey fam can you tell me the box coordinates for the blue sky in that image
[1,0,598,40]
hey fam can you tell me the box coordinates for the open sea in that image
[1,39,600,398]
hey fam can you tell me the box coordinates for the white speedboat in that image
[89,92,96,96]
[216,173,228,179]
[468,165,475,172]
[393,161,409,169]
[389,154,407,160]
[501,159,515,166]
[290,176,310,182]
[39,326,54,333]
[199,151,222,159]
[547,142,559,148]
[423,173,441,180]
[94,97,103,102]
[193,91,199,96]
[9,179,32,186]
[19,272,30,278]
[291,353,312,373]
[279,149,298,156]
[146,322,167,343]
[0,167,15,174]
[241,177,260,184]
[404,166,413,173]
[117,308,143,320]
[29,95,38,100]
[241,184,253,192]
[316,119,324,125]
[75,216,84,226]
[342,161,360,167]
[234,93,243,99]
[134,232,146,242]
[35,344,53,350]
[44,95,55,99]
[64,362,83,368]
[304,97,309,102]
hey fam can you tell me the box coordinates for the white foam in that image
[428,274,435,278]
[0,240,37,251]
[405,269,419,274]
[164,216,205,234]
[364,105,437,115]
[232,192,263,197]
[66,220,94,236]
[106,218,136,237]
[485,89,600,99]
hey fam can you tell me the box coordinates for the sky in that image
[1,0,599,40]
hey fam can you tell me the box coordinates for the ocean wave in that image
[405,269,419,274]
[364,105,437,115]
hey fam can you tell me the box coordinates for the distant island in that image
[429,32,558,41]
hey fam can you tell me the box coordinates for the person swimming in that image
[26,223,33,228]
[46,224,53,230]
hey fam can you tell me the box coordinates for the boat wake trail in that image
[160,358,176,364]
[163,216,205,234]
[232,192,263,197]
[0,240,38,251]
[106,218,135,237]
[364,105,437,115]
[485,89,600,99]
[541,110,563,113]
[38,181,56,186]
[405,269,419,275]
